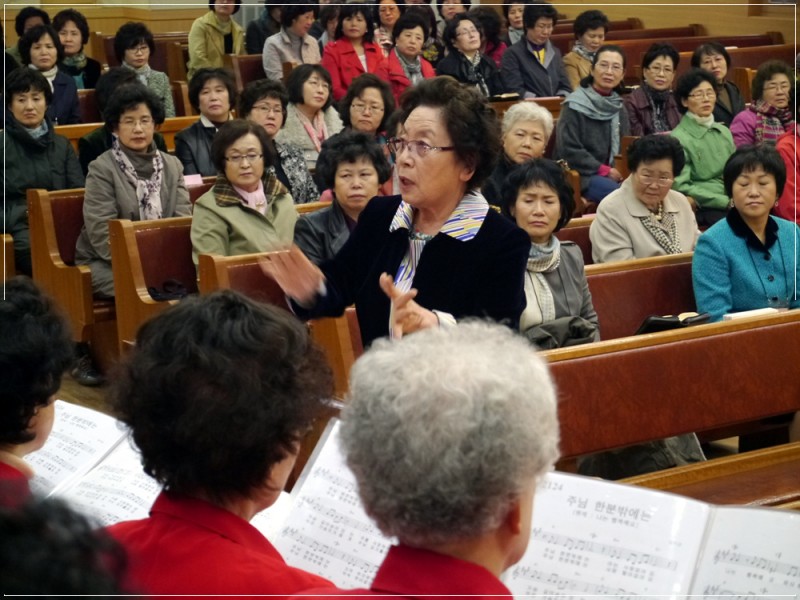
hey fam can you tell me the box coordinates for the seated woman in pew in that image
[191,120,296,266]
[0,277,74,507]
[690,42,744,128]
[298,321,559,598]
[53,9,101,90]
[435,14,502,98]
[261,2,319,83]
[482,100,553,207]
[114,22,176,118]
[773,120,797,225]
[239,79,319,205]
[175,68,237,177]
[562,9,609,91]
[502,159,599,348]
[671,68,736,228]
[2,68,84,276]
[555,44,630,204]
[106,290,333,595]
[295,132,391,265]
[624,43,682,136]
[385,12,436,103]
[692,144,800,322]
[18,24,80,125]
[75,85,191,299]
[78,68,169,176]
[186,0,244,81]
[261,77,530,347]
[590,135,699,263]
[730,60,794,148]
[275,64,344,170]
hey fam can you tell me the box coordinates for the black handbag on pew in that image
[634,312,711,335]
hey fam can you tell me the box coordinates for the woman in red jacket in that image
[321,2,389,101]
[386,11,435,103]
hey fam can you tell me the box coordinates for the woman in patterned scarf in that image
[562,9,608,91]
[590,135,700,263]
[730,60,795,148]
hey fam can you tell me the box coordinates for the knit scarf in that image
[32,64,58,91]
[564,86,622,163]
[463,51,489,97]
[63,52,87,70]
[396,50,423,85]
[520,236,561,330]
[571,40,595,63]
[111,135,164,221]
[124,61,152,85]
[750,99,795,144]
[642,82,672,133]
[687,111,714,128]
[294,105,329,153]
[25,119,49,140]
[638,205,682,255]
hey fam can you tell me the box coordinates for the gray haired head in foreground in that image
[340,321,560,547]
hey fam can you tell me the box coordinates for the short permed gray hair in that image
[501,101,555,140]
[340,321,560,547]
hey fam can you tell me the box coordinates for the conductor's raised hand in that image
[379,273,438,339]
[259,246,325,306]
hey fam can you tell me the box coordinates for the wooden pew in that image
[170,80,195,117]
[556,215,594,266]
[95,31,189,74]
[623,442,800,508]
[552,17,641,36]
[615,135,639,180]
[77,89,101,123]
[55,116,200,154]
[584,252,695,340]
[26,188,118,371]
[3,234,16,279]
[490,96,564,121]
[108,217,197,350]
[550,24,705,56]
[675,44,796,81]
[541,310,800,506]
[224,54,266,92]
[296,200,330,214]
[166,41,190,83]
[732,67,757,104]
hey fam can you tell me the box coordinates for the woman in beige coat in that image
[590,135,699,263]
[187,0,245,80]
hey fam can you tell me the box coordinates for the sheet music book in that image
[271,419,800,597]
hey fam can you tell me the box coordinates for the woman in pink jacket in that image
[321,2,389,101]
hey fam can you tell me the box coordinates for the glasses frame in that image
[387,138,456,158]
[225,153,264,165]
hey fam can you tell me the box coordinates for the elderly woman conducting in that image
[295,132,391,265]
[502,159,599,348]
[693,145,800,322]
[301,322,559,597]
[191,120,297,265]
[262,77,530,347]
[483,101,553,207]
[671,68,736,227]
[107,291,333,594]
[76,85,191,299]
[591,135,699,263]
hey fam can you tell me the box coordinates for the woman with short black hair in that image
[175,67,237,176]
[53,9,101,89]
[18,24,80,125]
[107,290,333,595]
[624,43,681,136]
[261,3,320,82]
[275,64,343,169]
[191,119,297,264]
[730,60,794,147]
[114,22,176,118]
[435,14,502,97]
[690,42,745,127]
[386,12,435,102]
[562,9,608,90]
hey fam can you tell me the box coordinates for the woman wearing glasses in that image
[114,22,176,118]
[590,135,699,263]
[671,68,735,227]
[555,45,630,204]
[261,77,529,346]
[730,60,794,148]
[76,85,190,299]
[238,79,318,204]
[435,14,502,97]
[191,119,296,266]
[624,43,681,136]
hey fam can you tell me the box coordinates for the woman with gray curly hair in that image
[302,321,560,596]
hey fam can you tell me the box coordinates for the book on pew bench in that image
[635,311,710,335]
[270,420,800,598]
[25,401,292,528]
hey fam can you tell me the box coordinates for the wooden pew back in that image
[108,217,196,349]
[543,311,800,459]
[3,234,16,279]
[585,253,695,340]
[26,188,118,368]
[96,32,189,73]
[223,54,266,92]
[556,216,594,266]
[550,24,704,56]
[78,89,101,123]
[675,44,796,80]
[55,116,200,154]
